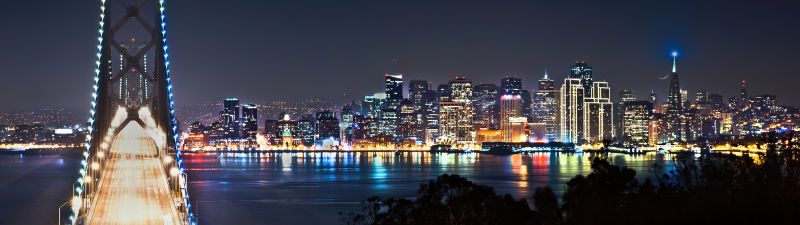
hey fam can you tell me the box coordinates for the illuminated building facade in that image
[437,77,474,145]
[583,82,614,143]
[570,61,593,97]
[622,101,653,146]
[473,84,500,130]
[221,98,241,139]
[500,94,522,142]
[665,52,686,142]
[560,78,585,144]
[533,71,559,141]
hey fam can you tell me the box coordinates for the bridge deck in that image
[85,123,183,225]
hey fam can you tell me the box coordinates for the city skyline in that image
[2,0,800,111]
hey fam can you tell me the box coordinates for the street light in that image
[58,201,69,225]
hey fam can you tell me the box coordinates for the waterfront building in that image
[221,98,241,139]
[437,78,475,146]
[315,111,339,145]
[560,78,585,144]
[397,99,423,144]
[665,52,685,142]
[622,101,653,146]
[532,70,559,141]
[473,84,500,130]
[297,118,315,146]
[616,89,637,142]
[241,104,258,147]
[508,117,529,142]
[583,82,614,143]
[500,94,522,142]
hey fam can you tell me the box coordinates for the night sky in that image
[1,0,798,111]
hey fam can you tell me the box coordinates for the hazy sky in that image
[1,0,799,111]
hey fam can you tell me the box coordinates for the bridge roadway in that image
[84,123,183,225]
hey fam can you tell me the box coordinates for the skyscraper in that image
[560,78,585,144]
[501,77,531,121]
[221,98,241,139]
[616,90,637,142]
[622,101,653,146]
[570,61,593,97]
[241,104,258,142]
[500,94,522,142]
[409,80,431,110]
[583,82,614,143]
[501,77,522,96]
[384,74,403,107]
[665,51,685,142]
[473,84,500,130]
[397,99,422,143]
[315,111,339,144]
[533,70,560,141]
[437,77,475,145]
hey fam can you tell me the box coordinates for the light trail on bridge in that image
[84,122,182,225]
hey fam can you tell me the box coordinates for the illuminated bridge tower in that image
[64,0,196,224]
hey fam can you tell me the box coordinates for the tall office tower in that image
[315,111,340,144]
[521,90,533,121]
[473,84,500,129]
[666,52,685,142]
[339,105,357,147]
[220,98,241,139]
[449,77,473,105]
[622,101,653,146]
[560,78,585,144]
[397,99,422,143]
[500,94,522,142]
[437,84,451,102]
[363,93,386,119]
[533,71,560,141]
[409,80,431,110]
[384,74,404,108]
[241,104,258,141]
[570,61,593,97]
[437,77,475,145]
[501,77,522,95]
[616,90,637,142]
[584,82,614,143]
[297,118,315,146]
[378,107,398,139]
[538,70,555,90]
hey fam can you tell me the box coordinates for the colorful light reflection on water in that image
[183,152,672,225]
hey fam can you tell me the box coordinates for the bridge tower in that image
[64,0,195,224]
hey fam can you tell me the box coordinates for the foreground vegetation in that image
[343,134,800,225]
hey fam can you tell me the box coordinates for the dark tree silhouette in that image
[346,137,800,225]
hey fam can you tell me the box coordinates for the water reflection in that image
[185,152,671,204]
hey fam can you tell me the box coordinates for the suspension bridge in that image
[62,0,195,224]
